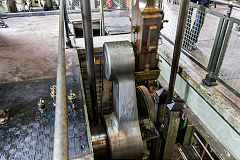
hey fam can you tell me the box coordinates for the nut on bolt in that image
[50,85,56,106]
[0,108,11,125]
[131,26,138,33]
[37,98,45,113]
[68,90,77,108]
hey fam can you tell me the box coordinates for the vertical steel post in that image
[161,0,189,159]
[100,0,105,36]
[80,0,98,124]
[63,0,72,48]
[53,0,68,158]
[203,6,232,86]
[163,111,181,159]
[183,121,194,146]
[166,0,190,104]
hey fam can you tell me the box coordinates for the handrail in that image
[211,0,240,9]
[173,0,240,8]
[53,0,68,159]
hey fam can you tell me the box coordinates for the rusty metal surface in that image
[139,118,160,141]
[136,86,155,122]
[79,57,113,120]
[0,76,90,159]
[131,0,163,71]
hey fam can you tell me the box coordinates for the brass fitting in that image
[68,90,77,108]
[50,85,56,106]
[37,98,45,113]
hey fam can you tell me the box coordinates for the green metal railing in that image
[160,0,240,98]
[214,17,240,97]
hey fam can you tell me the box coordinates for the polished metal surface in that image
[103,41,143,159]
[211,0,240,8]
[80,0,98,123]
[91,126,108,158]
[53,0,68,158]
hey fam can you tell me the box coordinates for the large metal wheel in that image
[136,85,155,121]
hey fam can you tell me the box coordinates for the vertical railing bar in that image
[203,7,232,86]
[215,19,234,76]
[64,0,72,48]
[53,0,68,159]
[100,0,105,36]
[206,17,224,72]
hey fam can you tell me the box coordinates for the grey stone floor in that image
[0,76,90,160]
[0,15,90,159]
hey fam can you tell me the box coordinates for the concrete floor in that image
[0,15,90,159]
[0,16,58,83]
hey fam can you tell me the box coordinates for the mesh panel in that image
[182,6,219,68]
[231,8,240,32]
[231,8,240,19]
[66,0,132,21]
[160,1,219,68]
[161,2,180,42]
[219,22,240,93]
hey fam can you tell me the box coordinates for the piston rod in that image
[53,0,68,158]
[80,0,98,124]
[166,0,190,104]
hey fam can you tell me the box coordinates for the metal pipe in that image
[211,0,240,9]
[80,0,98,124]
[63,0,72,48]
[100,0,105,36]
[193,133,214,160]
[166,0,190,104]
[201,142,209,158]
[178,147,188,160]
[192,145,203,160]
[53,0,68,159]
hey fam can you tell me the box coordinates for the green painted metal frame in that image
[207,17,225,72]
[161,1,225,71]
[160,1,240,97]
[215,17,240,75]
[183,121,194,146]
[163,110,181,160]
[214,17,240,98]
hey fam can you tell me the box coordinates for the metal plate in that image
[0,76,90,159]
